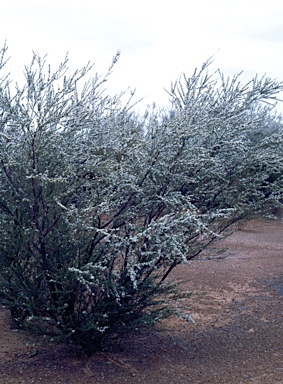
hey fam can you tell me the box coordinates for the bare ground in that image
[0,217,282,383]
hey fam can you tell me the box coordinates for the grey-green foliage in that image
[0,45,282,353]
[164,60,283,215]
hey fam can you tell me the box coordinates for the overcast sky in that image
[1,0,283,111]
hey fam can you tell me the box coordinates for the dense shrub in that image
[0,45,282,353]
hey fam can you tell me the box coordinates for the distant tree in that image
[0,45,282,354]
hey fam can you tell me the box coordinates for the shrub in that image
[0,45,282,353]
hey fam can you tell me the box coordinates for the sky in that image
[1,0,283,112]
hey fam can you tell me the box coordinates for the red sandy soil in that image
[0,217,282,383]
